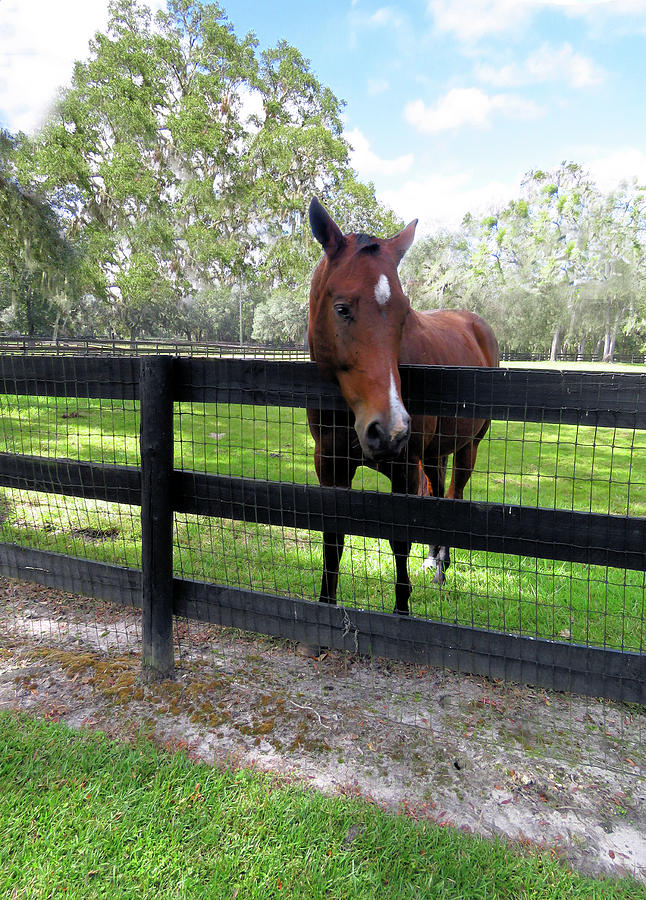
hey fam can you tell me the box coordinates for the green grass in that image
[0,711,641,899]
[504,360,646,373]
[0,392,645,652]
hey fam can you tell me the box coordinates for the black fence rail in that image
[0,354,645,703]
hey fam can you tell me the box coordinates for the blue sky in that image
[2,0,646,231]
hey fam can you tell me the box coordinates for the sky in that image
[2,0,646,233]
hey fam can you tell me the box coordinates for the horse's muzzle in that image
[362,415,411,460]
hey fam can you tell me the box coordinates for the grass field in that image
[0,382,644,652]
[1,710,642,899]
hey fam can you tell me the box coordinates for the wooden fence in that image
[0,354,645,702]
[1,336,644,365]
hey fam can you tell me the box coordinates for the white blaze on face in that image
[375,273,391,306]
[388,369,408,439]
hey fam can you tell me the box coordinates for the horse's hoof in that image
[394,607,410,616]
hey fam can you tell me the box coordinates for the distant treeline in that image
[401,163,646,363]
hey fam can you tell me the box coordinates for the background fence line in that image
[0,335,645,365]
[0,354,644,701]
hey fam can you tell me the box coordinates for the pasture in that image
[0,381,644,653]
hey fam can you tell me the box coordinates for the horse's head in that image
[308,197,418,461]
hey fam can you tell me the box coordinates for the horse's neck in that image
[399,309,432,365]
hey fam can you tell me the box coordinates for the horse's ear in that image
[309,197,346,259]
[388,219,418,265]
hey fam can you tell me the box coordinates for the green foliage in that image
[252,288,307,344]
[0,130,83,335]
[401,163,646,360]
[10,0,393,343]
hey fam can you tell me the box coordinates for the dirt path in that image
[1,576,645,884]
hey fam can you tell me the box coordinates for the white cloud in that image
[586,147,646,190]
[367,77,390,96]
[428,0,535,42]
[346,127,414,177]
[404,87,543,133]
[369,6,406,27]
[381,149,646,232]
[348,3,410,49]
[0,0,164,134]
[349,4,407,38]
[428,0,646,43]
[378,170,517,232]
[477,43,604,88]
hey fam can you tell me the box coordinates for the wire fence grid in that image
[0,336,309,360]
[0,350,645,776]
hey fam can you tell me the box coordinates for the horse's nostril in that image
[365,419,387,447]
[394,426,410,447]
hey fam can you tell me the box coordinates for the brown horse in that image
[307,197,499,615]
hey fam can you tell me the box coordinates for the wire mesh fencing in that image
[0,351,645,777]
[173,390,646,651]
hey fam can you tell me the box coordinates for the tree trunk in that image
[602,298,613,362]
[603,307,623,363]
[25,288,34,337]
[550,327,562,361]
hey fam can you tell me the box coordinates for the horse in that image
[307,197,499,615]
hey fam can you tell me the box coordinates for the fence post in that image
[140,355,175,680]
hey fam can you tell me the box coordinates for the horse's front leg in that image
[388,459,422,615]
[390,538,413,614]
[422,545,450,586]
[421,454,449,586]
[320,531,345,604]
[308,410,358,607]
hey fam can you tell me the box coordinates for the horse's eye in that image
[334,302,352,320]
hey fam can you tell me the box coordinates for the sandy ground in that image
[1,575,645,885]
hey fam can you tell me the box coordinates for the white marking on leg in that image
[422,548,436,571]
[375,273,391,306]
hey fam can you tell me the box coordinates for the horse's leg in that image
[389,460,422,615]
[320,532,345,604]
[447,422,490,501]
[427,421,491,586]
[421,456,449,585]
[297,423,358,658]
[314,437,358,606]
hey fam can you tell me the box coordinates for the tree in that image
[20,0,396,342]
[0,130,82,335]
[401,162,646,361]
[28,0,184,339]
[580,182,646,360]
